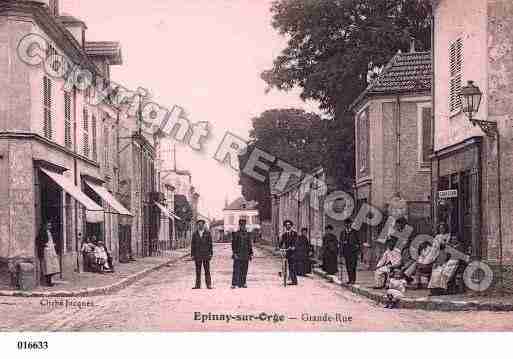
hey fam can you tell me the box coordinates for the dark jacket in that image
[339,228,360,258]
[279,230,298,260]
[232,230,253,261]
[191,230,213,261]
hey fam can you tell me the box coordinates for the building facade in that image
[0,0,131,286]
[350,50,433,265]
[431,0,513,291]
[223,198,260,234]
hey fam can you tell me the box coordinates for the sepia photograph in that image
[1,0,513,354]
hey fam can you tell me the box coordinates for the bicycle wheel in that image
[283,258,288,287]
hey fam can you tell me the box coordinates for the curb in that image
[0,253,189,298]
[311,267,513,312]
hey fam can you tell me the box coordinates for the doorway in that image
[39,171,63,282]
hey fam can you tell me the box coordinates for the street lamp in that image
[459,80,497,137]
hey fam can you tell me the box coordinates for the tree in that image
[261,0,432,118]
[238,109,331,220]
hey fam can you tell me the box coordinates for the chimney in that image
[49,0,59,17]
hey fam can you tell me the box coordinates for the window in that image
[92,114,98,161]
[357,108,370,174]
[253,215,260,225]
[64,92,72,148]
[43,76,53,139]
[449,38,463,114]
[83,108,89,157]
[418,105,432,168]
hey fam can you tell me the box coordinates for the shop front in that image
[432,137,482,258]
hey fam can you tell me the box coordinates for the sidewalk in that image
[256,243,513,311]
[0,249,190,298]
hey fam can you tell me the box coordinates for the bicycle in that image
[279,249,288,287]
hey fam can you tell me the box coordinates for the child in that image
[384,270,407,309]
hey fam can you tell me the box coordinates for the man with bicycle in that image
[279,220,298,286]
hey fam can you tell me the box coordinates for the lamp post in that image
[459,80,503,295]
[459,80,497,137]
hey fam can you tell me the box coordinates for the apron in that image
[42,232,60,276]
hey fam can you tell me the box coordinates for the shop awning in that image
[85,180,132,216]
[40,168,104,223]
[155,202,171,219]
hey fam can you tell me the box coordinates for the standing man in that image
[231,218,253,289]
[339,218,360,284]
[321,225,339,275]
[279,220,298,286]
[191,219,213,289]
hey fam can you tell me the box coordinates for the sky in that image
[61,0,321,219]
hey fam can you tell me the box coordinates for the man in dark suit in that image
[339,218,360,284]
[231,218,253,289]
[191,219,213,289]
[279,219,298,285]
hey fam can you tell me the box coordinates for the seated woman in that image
[428,241,460,296]
[80,236,95,272]
[373,238,402,289]
[94,240,115,273]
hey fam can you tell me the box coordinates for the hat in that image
[196,219,206,224]
[325,224,334,230]
[395,217,407,226]
[239,218,247,224]
[283,220,293,226]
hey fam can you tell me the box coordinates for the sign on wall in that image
[438,189,458,199]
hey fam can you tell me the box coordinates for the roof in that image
[57,14,87,28]
[85,41,123,65]
[350,51,432,111]
[224,197,258,211]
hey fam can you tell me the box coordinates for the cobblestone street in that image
[1,244,513,332]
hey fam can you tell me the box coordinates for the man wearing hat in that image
[339,218,360,284]
[279,220,298,285]
[191,219,213,289]
[231,218,253,288]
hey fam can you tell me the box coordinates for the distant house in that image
[349,48,433,265]
[223,198,260,233]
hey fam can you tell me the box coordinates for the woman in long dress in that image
[37,222,61,287]
[322,225,339,275]
[295,228,313,276]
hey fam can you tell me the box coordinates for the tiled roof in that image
[224,197,258,211]
[351,51,431,110]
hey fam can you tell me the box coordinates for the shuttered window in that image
[92,114,98,161]
[64,92,72,148]
[104,124,110,169]
[419,105,432,168]
[83,108,90,157]
[43,76,53,139]
[449,38,463,114]
[357,109,370,174]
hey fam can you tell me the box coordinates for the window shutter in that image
[449,38,463,113]
[83,108,89,157]
[43,76,53,140]
[104,124,110,169]
[421,106,432,166]
[64,92,72,148]
[358,109,369,173]
[92,114,97,161]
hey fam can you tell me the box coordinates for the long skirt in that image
[41,245,60,276]
[322,253,338,275]
[428,260,459,290]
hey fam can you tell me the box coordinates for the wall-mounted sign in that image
[438,189,458,199]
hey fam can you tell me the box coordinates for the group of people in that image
[320,219,361,284]
[81,235,115,274]
[191,218,256,289]
[373,219,462,309]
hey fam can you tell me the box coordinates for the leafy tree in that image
[238,109,330,220]
[261,0,432,118]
